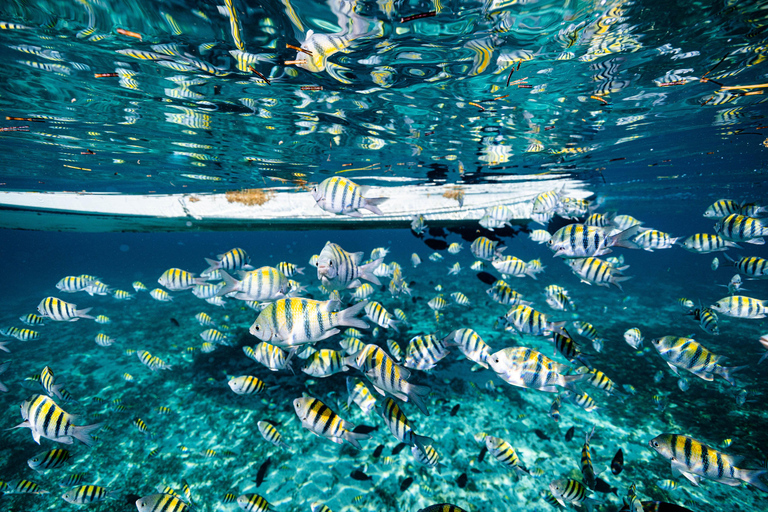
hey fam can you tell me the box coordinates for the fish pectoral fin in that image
[670,461,699,486]
[369,381,387,397]
[665,362,680,375]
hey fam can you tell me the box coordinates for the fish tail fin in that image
[75,307,94,320]
[717,364,748,385]
[203,257,220,275]
[216,270,240,297]
[0,342,10,353]
[562,373,589,389]
[358,258,384,286]
[736,467,768,492]
[406,383,431,416]
[611,274,633,291]
[759,352,768,365]
[72,422,104,447]
[336,300,369,330]
[363,197,387,216]
[343,430,369,449]
[413,433,435,458]
[609,224,643,249]
[723,252,736,264]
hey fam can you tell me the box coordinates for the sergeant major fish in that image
[293,396,369,449]
[316,242,383,290]
[311,176,387,216]
[11,395,102,446]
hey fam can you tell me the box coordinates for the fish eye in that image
[254,325,260,331]
[652,441,659,447]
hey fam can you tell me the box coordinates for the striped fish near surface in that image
[249,298,368,348]
[703,199,741,219]
[650,433,768,491]
[632,229,680,251]
[203,247,252,275]
[293,396,369,449]
[548,223,642,258]
[316,242,383,290]
[37,297,93,322]
[714,213,768,244]
[217,267,288,301]
[311,177,387,216]
[11,395,102,446]
[158,268,206,291]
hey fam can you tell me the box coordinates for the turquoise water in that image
[1,0,768,511]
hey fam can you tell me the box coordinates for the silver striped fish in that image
[714,213,768,244]
[311,176,386,216]
[302,349,349,377]
[37,297,93,322]
[217,267,288,301]
[158,268,205,291]
[11,395,102,446]
[710,295,768,318]
[293,396,368,448]
[403,334,449,371]
[487,347,584,393]
[203,247,252,275]
[316,242,383,290]
[257,420,290,450]
[651,336,742,384]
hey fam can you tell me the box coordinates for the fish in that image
[344,344,431,415]
[456,473,468,488]
[412,443,440,466]
[311,176,386,216]
[0,360,9,392]
[158,268,205,291]
[11,394,102,446]
[470,236,506,260]
[417,505,468,512]
[61,485,117,504]
[678,233,740,253]
[56,276,93,293]
[256,457,271,487]
[534,429,551,441]
[411,215,426,235]
[501,305,566,337]
[246,343,293,372]
[712,257,720,270]
[581,427,597,489]
[19,313,45,326]
[392,442,408,455]
[649,433,768,491]
[350,469,371,481]
[137,350,172,371]
[443,328,491,368]
[364,301,399,331]
[293,396,369,449]
[228,376,267,395]
[404,334,449,371]
[149,289,173,301]
[379,398,433,457]
[450,404,460,416]
[257,421,290,450]
[132,281,148,292]
[487,347,585,393]
[549,395,561,422]
[651,336,744,385]
[566,257,632,290]
[710,295,768,318]
[631,229,680,251]
[548,224,642,258]
[704,199,741,219]
[565,426,575,442]
[217,267,288,301]
[28,448,73,472]
[316,242,383,290]
[549,478,599,509]
[37,297,93,322]
[400,477,414,491]
[714,214,768,244]
[40,366,64,400]
[372,444,384,458]
[447,242,463,254]
[725,254,768,278]
[411,253,422,267]
[624,328,643,349]
[249,298,368,347]
[687,307,720,335]
[94,333,115,347]
[611,448,624,475]
[236,493,274,512]
[565,390,599,412]
[492,256,539,279]
[657,479,679,491]
[302,349,349,377]
[346,377,377,414]
[594,477,618,495]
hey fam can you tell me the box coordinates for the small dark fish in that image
[372,444,384,458]
[534,429,551,441]
[392,442,408,455]
[611,448,624,475]
[352,425,378,434]
[565,426,575,442]
[256,456,271,487]
[469,468,481,474]
[594,477,618,495]
[478,446,488,463]
[350,470,372,481]
[450,404,460,416]
[400,477,414,491]
[170,318,180,327]
[476,271,497,285]
[125,494,140,505]
[425,239,449,251]
[456,473,468,488]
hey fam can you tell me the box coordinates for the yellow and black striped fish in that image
[12,394,102,446]
[726,254,768,278]
[311,177,387,217]
[650,433,768,491]
[679,233,740,253]
[203,247,252,275]
[236,493,273,512]
[158,268,205,291]
[37,297,93,322]
[714,214,768,243]
[19,313,45,326]
[380,397,433,455]
[27,448,72,471]
[228,375,267,395]
[710,295,768,319]
[549,478,594,508]
[651,336,741,384]
[302,349,349,378]
[62,484,114,504]
[293,396,368,449]
[136,492,191,512]
[257,421,290,450]
[703,199,740,219]
[137,350,172,371]
[485,435,528,474]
